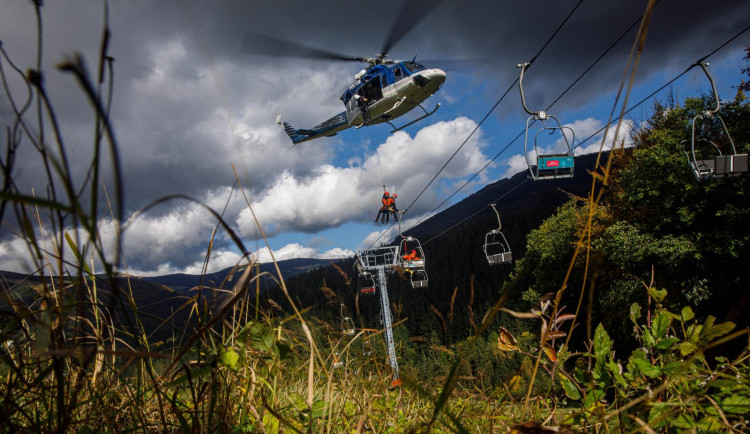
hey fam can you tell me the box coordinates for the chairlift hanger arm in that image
[517,62,545,119]
[489,203,502,231]
[697,62,720,115]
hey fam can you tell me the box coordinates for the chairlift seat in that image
[714,154,748,176]
[401,258,425,269]
[410,269,428,288]
[690,154,748,180]
[484,224,513,266]
[488,252,513,265]
[533,154,574,180]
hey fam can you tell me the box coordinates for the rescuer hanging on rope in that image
[375,190,399,223]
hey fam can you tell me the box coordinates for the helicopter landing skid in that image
[387,102,441,133]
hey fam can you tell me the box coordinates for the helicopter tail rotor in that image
[272,106,283,126]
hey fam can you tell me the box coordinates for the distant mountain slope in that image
[142,258,333,292]
[401,152,601,244]
[273,152,608,340]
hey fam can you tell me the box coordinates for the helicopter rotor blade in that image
[242,31,367,62]
[416,57,492,73]
[379,0,447,59]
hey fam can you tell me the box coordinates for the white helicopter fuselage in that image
[278,63,446,145]
[345,68,446,126]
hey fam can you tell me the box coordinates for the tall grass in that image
[0,3,476,432]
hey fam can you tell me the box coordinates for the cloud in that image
[2,0,747,276]
[252,243,353,263]
[237,117,488,237]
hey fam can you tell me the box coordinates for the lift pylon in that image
[355,246,401,385]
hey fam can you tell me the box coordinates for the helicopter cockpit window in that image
[403,62,425,74]
[394,67,403,80]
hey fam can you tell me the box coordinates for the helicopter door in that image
[361,77,383,102]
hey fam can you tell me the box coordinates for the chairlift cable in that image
[366,0,586,249]
[366,5,746,250]
[422,178,530,246]
[402,5,656,232]
[400,12,746,240]
[400,0,585,218]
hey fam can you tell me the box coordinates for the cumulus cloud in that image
[237,117,488,237]
[253,243,353,263]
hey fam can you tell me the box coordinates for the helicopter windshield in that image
[403,62,426,74]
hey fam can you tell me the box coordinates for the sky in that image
[0,0,748,275]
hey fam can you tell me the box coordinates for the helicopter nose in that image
[413,68,446,89]
[428,68,447,84]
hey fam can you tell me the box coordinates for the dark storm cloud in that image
[3,0,748,210]
[1,0,748,272]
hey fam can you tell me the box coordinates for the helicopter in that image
[243,0,448,145]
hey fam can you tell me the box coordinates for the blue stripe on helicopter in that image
[283,111,348,144]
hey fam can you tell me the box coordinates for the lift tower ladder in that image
[355,246,400,383]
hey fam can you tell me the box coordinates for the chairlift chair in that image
[518,62,575,181]
[358,271,376,295]
[362,332,374,356]
[409,268,429,289]
[333,352,344,368]
[340,304,355,336]
[484,204,512,265]
[683,63,748,181]
[398,237,425,269]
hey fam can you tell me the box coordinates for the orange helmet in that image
[384,191,389,196]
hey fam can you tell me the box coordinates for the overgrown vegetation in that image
[1,3,749,431]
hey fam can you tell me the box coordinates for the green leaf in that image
[701,319,735,344]
[696,415,723,431]
[560,375,581,400]
[249,322,275,353]
[219,347,239,370]
[677,341,697,356]
[670,412,695,429]
[593,324,612,360]
[651,311,672,340]
[680,306,694,322]
[655,337,680,351]
[583,388,605,410]
[275,342,291,360]
[648,403,671,429]
[629,303,641,325]
[647,287,668,303]
[630,354,661,378]
[310,400,326,418]
[64,231,93,275]
[721,395,750,414]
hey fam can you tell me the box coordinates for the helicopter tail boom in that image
[279,112,349,145]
